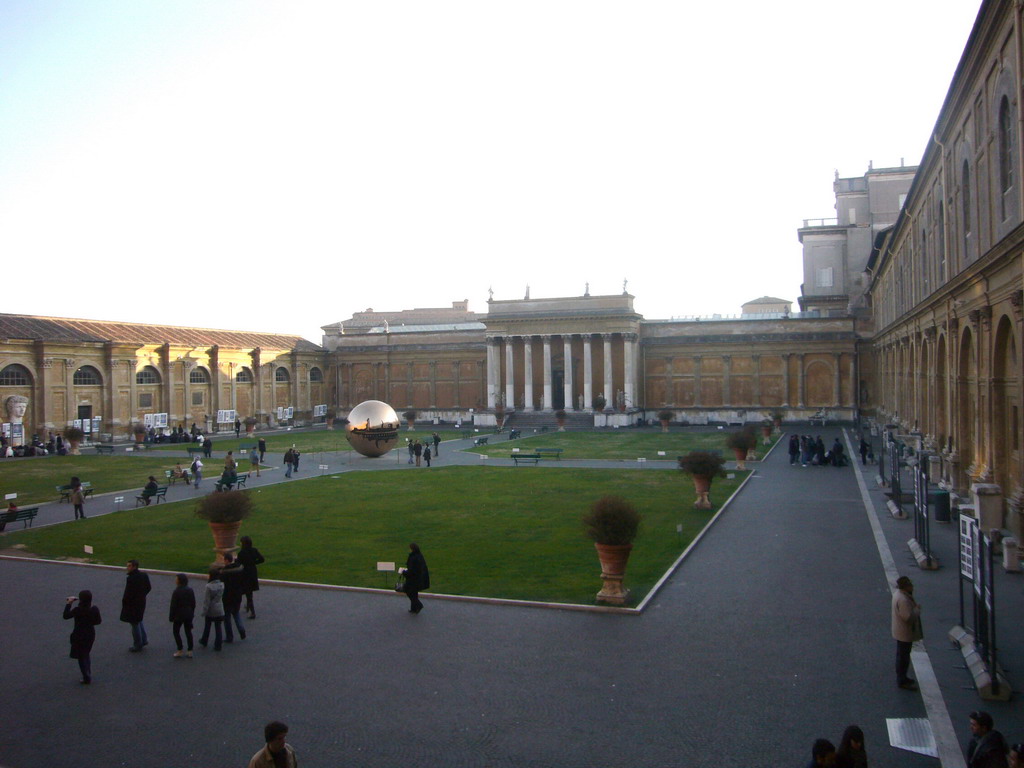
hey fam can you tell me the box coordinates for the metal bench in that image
[0,507,39,530]
[164,469,191,485]
[187,445,205,457]
[512,454,541,466]
[94,445,115,455]
[136,486,168,506]
[215,473,249,492]
[536,448,563,459]
[473,436,489,446]
[57,482,94,502]
[508,429,521,440]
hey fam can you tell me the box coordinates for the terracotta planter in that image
[208,521,242,564]
[761,425,772,445]
[660,420,670,433]
[692,475,713,509]
[68,439,81,455]
[594,542,632,605]
[732,447,747,470]
[557,419,566,432]
[406,420,415,431]
[326,417,335,431]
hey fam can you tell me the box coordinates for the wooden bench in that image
[94,445,115,455]
[512,453,541,466]
[0,507,39,530]
[187,445,205,457]
[508,429,521,440]
[215,473,249,492]
[57,482,94,502]
[164,469,191,485]
[536,448,563,460]
[473,436,489,446]
[136,486,168,506]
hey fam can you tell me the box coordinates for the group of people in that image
[407,432,442,467]
[1,432,62,457]
[804,725,867,767]
[63,541,266,682]
[788,434,847,467]
[283,446,301,478]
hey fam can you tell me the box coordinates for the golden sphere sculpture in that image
[345,400,400,457]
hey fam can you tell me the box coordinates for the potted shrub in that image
[195,490,254,564]
[494,405,505,429]
[770,409,784,430]
[657,409,674,432]
[130,422,146,443]
[582,495,641,605]
[64,426,85,455]
[592,395,607,412]
[725,428,758,470]
[243,416,258,435]
[678,451,727,509]
[555,409,567,431]
[403,410,417,431]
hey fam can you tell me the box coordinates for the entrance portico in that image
[484,294,642,412]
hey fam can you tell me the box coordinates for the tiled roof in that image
[0,314,322,352]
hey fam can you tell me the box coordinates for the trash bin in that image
[929,490,951,523]
[1003,537,1021,572]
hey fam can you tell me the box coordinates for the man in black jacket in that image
[121,559,152,652]
[220,553,247,642]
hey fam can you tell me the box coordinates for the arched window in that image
[999,96,1014,219]
[189,368,210,384]
[0,364,31,385]
[962,159,972,261]
[73,366,102,385]
[235,367,253,383]
[136,366,160,384]
[937,200,946,283]
[309,366,323,382]
[275,367,290,383]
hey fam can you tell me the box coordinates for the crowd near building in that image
[0,2,1020,537]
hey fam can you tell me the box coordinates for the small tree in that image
[582,495,641,546]
[725,428,758,453]
[592,395,607,411]
[677,451,727,479]
[195,490,254,523]
[403,410,417,430]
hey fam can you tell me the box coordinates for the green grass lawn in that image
[2,466,744,606]
[475,429,780,461]
[0,455,206,506]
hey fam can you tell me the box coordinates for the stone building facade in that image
[863,0,1024,535]
[0,315,325,443]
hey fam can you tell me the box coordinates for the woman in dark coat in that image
[236,535,265,619]
[63,590,101,684]
[403,542,429,614]
[169,573,196,658]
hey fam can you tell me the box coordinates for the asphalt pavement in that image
[1,427,1021,767]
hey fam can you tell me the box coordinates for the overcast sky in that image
[0,1,981,343]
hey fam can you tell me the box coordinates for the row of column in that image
[485,333,639,411]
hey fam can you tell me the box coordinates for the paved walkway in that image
[1,428,1021,766]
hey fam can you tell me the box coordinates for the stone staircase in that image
[503,410,593,432]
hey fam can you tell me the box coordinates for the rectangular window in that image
[138,393,153,408]
[817,267,834,288]
[192,391,204,406]
[848,208,857,224]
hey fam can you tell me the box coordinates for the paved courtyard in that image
[1,429,1021,766]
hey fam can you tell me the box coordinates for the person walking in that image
[249,446,261,477]
[199,569,225,651]
[248,721,298,768]
[203,437,213,459]
[220,553,247,642]
[258,436,267,463]
[192,457,204,489]
[121,559,152,652]
[225,451,237,471]
[892,575,922,690]
[424,444,432,467]
[234,417,241,438]
[432,431,441,456]
[402,542,429,614]
[63,590,101,684]
[407,440,414,464]
[283,447,294,478]
[237,535,265,619]
[859,436,870,466]
[70,476,86,519]
[169,573,196,658]
[413,440,422,467]
[292,448,300,473]
[967,711,1009,768]
[788,434,800,465]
